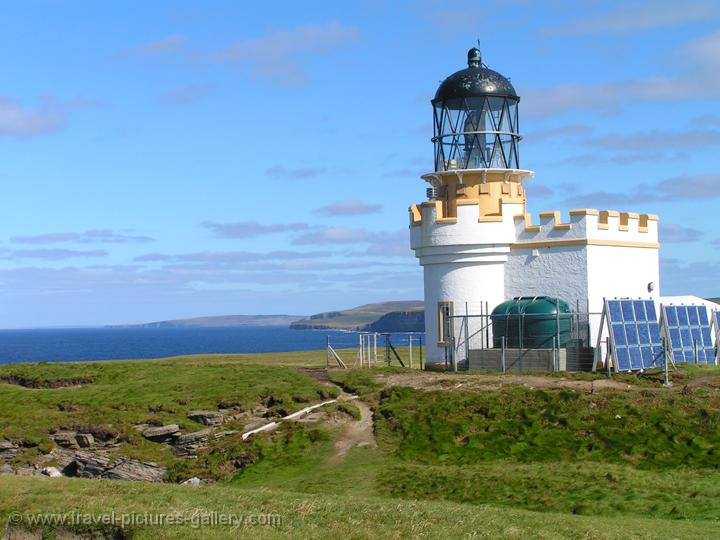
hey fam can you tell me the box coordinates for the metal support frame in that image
[326,336,347,369]
[713,311,720,365]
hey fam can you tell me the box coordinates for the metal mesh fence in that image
[448,305,599,372]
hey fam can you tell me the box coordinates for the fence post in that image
[501,336,506,373]
[450,336,457,371]
[326,336,330,369]
[663,336,671,386]
[605,337,611,377]
[409,335,413,369]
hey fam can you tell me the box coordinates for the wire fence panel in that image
[450,310,597,372]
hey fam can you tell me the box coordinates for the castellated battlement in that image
[513,208,659,248]
[409,200,659,250]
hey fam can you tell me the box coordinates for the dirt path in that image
[330,394,377,463]
[376,372,632,393]
[299,368,377,462]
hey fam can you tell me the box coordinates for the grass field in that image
[2,351,720,538]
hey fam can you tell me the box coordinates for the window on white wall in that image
[438,301,454,345]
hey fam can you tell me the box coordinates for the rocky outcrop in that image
[0,440,18,460]
[70,451,165,482]
[72,451,110,478]
[173,429,211,457]
[142,424,180,442]
[102,459,166,482]
[188,410,224,426]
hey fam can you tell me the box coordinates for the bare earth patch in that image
[330,395,377,463]
[376,372,631,393]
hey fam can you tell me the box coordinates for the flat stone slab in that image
[142,424,180,442]
[175,429,211,446]
[188,411,224,425]
[76,433,95,448]
[103,459,166,482]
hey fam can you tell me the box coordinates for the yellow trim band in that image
[512,239,660,250]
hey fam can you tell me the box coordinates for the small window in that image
[438,301,454,345]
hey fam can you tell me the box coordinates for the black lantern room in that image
[432,48,520,172]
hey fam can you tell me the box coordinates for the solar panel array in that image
[606,299,664,372]
[662,305,715,365]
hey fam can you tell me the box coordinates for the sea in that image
[0,326,423,365]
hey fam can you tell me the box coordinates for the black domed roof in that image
[433,48,517,102]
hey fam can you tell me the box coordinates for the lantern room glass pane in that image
[433,96,520,171]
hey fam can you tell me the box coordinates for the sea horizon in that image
[0,326,423,365]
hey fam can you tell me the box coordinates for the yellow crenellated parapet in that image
[598,210,619,230]
[639,213,659,233]
[597,210,658,233]
[513,213,540,232]
[409,204,422,226]
[539,210,572,230]
[569,208,600,217]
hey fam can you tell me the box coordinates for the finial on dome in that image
[467,47,481,68]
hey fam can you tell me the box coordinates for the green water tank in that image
[491,296,572,349]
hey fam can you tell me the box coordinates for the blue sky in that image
[0,0,719,327]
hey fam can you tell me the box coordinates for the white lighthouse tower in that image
[410,48,661,369]
[410,48,533,367]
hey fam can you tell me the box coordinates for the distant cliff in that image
[109,314,305,328]
[364,310,425,333]
[290,301,424,332]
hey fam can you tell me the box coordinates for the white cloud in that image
[10,230,154,244]
[201,221,310,239]
[213,21,360,86]
[314,199,382,216]
[155,84,214,106]
[115,34,187,59]
[0,97,66,138]
[524,31,720,117]
[547,1,720,35]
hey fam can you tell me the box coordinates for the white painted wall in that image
[411,196,663,367]
[411,201,522,366]
[505,245,589,307]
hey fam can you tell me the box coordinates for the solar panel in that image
[661,305,714,365]
[606,299,664,372]
[713,311,720,364]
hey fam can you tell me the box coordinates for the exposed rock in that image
[68,452,166,482]
[176,429,211,446]
[0,463,13,474]
[72,451,111,478]
[47,448,75,471]
[242,419,267,432]
[0,440,19,460]
[253,405,269,417]
[187,410,224,426]
[103,459,166,482]
[75,433,94,448]
[42,466,62,477]
[173,429,211,457]
[142,424,180,442]
[213,430,238,439]
[52,432,79,449]
[182,476,202,486]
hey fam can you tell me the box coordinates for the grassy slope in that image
[2,476,719,539]
[291,301,423,329]
[2,355,720,538]
[0,353,338,466]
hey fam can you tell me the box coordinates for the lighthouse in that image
[410,48,661,369]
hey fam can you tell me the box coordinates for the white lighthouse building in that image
[409,48,661,368]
